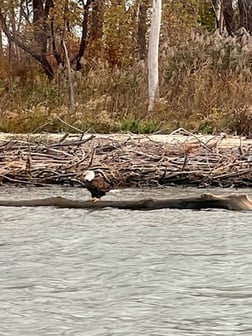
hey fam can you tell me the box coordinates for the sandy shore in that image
[0,132,251,148]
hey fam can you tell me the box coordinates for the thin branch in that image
[61,40,75,111]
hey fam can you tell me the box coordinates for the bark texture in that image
[148,0,162,112]
[0,194,251,211]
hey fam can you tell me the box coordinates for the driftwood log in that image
[0,193,251,211]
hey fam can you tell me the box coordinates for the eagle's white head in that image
[84,170,95,181]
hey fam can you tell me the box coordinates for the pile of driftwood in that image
[0,131,251,188]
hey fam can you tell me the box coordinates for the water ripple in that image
[0,187,251,335]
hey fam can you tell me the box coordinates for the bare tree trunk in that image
[32,0,54,78]
[62,40,75,112]
[212,0,234,35]
[0,0,55,79]
[9,6,18,57]
[76,0,94,70]
[212,0,224,33]
[50,19,64,66]
[0,19,2,54]
[90,0,104,42]
[148,0,162,113]
[49,1,64,66]
[137,0,148,60]
[238,0,252,33]
[223,0,234,36]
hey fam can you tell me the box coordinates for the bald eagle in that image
[83,170,112,201]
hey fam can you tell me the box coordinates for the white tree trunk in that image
[148,0,162,113]
[212,0,224,33]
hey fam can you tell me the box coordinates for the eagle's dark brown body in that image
[84,171,112,200]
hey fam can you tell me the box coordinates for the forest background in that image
[0,0,251,135]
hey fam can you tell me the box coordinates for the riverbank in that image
[0,130,251,188]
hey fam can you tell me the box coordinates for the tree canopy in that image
[0,1,251,135]
[1,0,251,78]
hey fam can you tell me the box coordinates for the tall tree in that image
[76,0,94,70]
[212,0,224,33]
[0,0,55,79]
[0,18,2,54]
[32,0,54,78]
[137,0,149,60]
[238,0,252,33]
[212,0,234,36]
[148,0,162,113]
[90,0,104,43]
[223,0,234,36]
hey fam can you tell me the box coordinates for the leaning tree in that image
[0,0,96,79]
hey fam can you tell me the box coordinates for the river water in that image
[0,186,251,336]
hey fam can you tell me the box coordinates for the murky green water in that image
[0,187,251,336]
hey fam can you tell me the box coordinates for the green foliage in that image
[197,1,215,30]
[120,118,159,134]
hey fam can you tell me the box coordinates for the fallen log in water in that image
[0,193,251,211]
